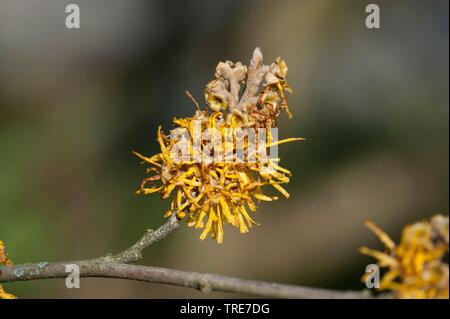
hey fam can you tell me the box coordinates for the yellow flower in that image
[360,215,449,299]
[0,240,16,299]
[134,48,303,243]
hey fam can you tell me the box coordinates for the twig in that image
[103,215,180,263]
[0,215,370,298]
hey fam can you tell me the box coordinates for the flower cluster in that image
[134,48,302,243]
[360,215,449,298]
[0,240,16,299]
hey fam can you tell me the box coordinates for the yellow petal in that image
[136,186,163,195]
[237,213,249,234]
[132,151,162,167]
[266,137,304,148]
[216,206,224,244]
[162,183,177,198]
[195,209,208,228]
[239,205,259,227]
[364,220,396,251]
[0,286,16,299]
[359,247,397,267]
[176,189,182,209]
[269,160,292,176]
[177,211,186,219]
[219,197,235,225]
[271,183,290,198]
[254,193,278,201]
[157,126,173,166]
[199,206,216,241]
[164,210,172,218]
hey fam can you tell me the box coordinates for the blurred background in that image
[0,0,448,298]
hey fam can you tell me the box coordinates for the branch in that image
[0,262,368,299]
[0,215,370,298]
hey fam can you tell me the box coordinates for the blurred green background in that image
[0,0,448,298]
